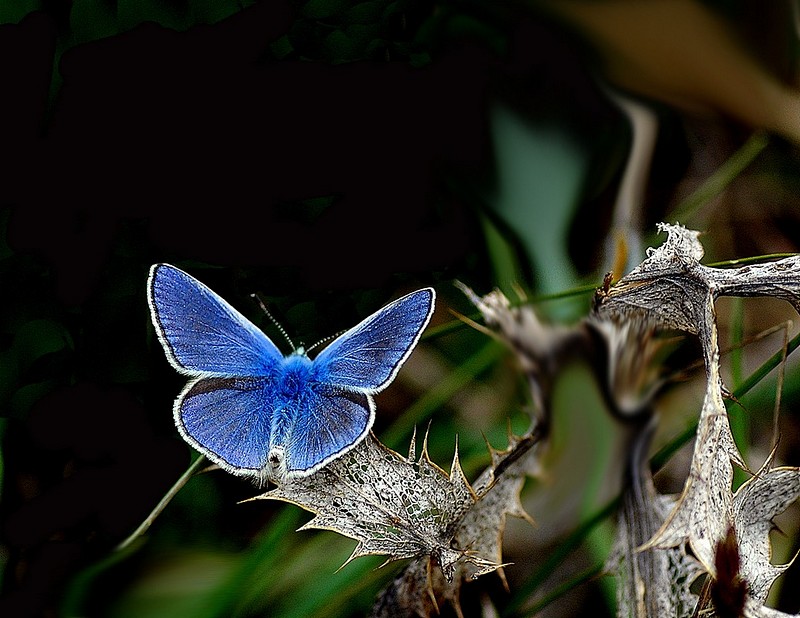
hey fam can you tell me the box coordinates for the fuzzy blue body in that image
[272,352,314,443]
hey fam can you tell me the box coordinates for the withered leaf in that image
[642,353,741,574]
[598,222,800,617]
[369,429,538,618]
[732,460,800,604]
[254,432,489,581]
[369,285,552,617]
[595,223,800,336]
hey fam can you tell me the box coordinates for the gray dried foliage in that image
[596,223,800,617]
[368,432,537,618]
[254,421,540,617]
[244,222,800,617]
[257,283,561,617]
[732,458,800,605]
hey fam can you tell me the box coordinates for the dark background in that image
[0,3,572,615]
[3,1,799,616]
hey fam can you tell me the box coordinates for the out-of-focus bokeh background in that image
[2,1,800,616]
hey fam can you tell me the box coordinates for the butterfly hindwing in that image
[312,287,435,393]
[148,264,282,377]
[177,376,272,472]
[283,383,374,475]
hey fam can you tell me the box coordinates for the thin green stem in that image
[115,454,208,552]
[533,282,600,302]
[668,132,769,223]
[514,563,605,618]
[650,329,800,472]
[502,496,619,616]
[731,330,800,399]
[730,297,745,388]
[709,253,798,268]
[728,298,749,487]
[381,340,507,449]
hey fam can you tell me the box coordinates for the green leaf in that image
[0,1,41,25]
[488,105,589,297]
[302,0,351,21]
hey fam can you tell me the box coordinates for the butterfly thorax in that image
[277,352,313,400]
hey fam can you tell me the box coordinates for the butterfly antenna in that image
[251,293,296,351]
[306,330,345,354]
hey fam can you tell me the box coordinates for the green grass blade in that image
[381,340,508,449]
[668,132,769,223]
[650,329,800,471]
[502,496,619,616]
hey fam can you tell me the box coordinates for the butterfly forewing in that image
[312,287,435,393]
[148,264,283,376]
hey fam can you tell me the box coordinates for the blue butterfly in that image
[147,264,435,483]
